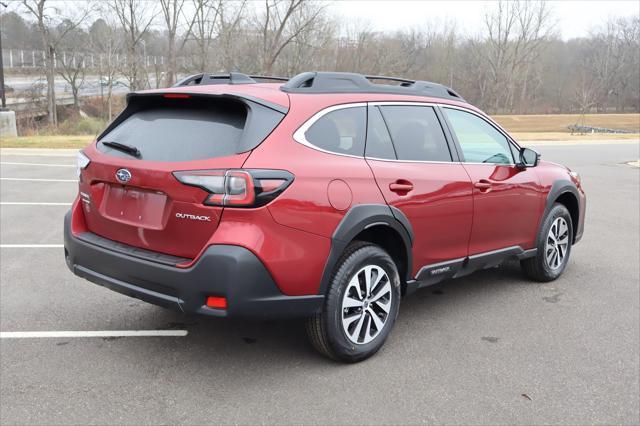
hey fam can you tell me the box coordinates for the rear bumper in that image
[64,211,323,318]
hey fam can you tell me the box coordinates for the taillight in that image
[76,151,90,180]
[173,169,293,208]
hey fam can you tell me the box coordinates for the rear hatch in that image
[77,92,286,260]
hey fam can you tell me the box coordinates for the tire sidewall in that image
[324,245,401,362]
[538,204,573,279]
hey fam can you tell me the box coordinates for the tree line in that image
[2,0,639,126]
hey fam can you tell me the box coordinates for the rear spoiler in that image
[96,92,288,154]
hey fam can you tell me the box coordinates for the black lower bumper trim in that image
[76,231,191,266]
[64,211,323,318]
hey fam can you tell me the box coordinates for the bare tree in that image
[335,23,379,74]
[573,69,597,131]
[5,0,639,119]
[189,0,219,72]
[110,0,157,91]
[57,52,86,110]
[89,16,122,120]
[215,1,247,72]
[586,17,640,112]
[21,0,91,125]
[478,0,552,113]
[160,0,184,86]
[159,0,199,85]
[254,0,326,74]
[276,3,334,75]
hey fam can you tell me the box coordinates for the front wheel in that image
[306,242,401,363]
[521,203,573,282]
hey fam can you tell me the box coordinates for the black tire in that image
[306,241,401,363]
[521,203,573,282]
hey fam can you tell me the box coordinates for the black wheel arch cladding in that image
[544,179,581,243]
[318,204,413,295]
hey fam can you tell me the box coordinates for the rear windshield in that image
[97,96,283,162]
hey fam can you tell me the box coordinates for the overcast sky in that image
[328,0,640,39]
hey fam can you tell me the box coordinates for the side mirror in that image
[518,147,540,168]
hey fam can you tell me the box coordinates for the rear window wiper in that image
[101,141,141,158]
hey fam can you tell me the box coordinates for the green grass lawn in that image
[1,135,94,149]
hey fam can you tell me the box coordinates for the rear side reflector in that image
[173,169,294,208]
[206,296,227,309]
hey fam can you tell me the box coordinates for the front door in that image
[365,104,474,277]
[441,107,544,255]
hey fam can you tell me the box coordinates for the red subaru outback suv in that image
[64,72,586,362]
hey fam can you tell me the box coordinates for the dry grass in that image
[3,114,640,148]
[511,132,640,141]
[0,135,94,149]
[492,113,640,133]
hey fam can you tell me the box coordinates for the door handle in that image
[389,180,414,195]
[474,179,492,191]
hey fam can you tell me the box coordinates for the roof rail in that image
[173,72,257,87]
[249,75,290,82]
[172,72,290,87]
[280,71,465,101]
[364,75,415,86]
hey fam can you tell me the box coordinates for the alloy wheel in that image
[341,265,393,345]
[545,217,569,270]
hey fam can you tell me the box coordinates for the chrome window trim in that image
[369,101,438,107]
[292,102,367,159]
[365,156,456,165]
[292,100,522,166]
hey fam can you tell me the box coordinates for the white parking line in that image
[0,202,72,206]
[0,151,78,157]
[1,177,77,182]
[0,330,188,339]
[0,244,63,248]
[1,162,75,168]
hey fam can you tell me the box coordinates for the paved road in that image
[5,73,168,106]
[1,142,639,425]
[5,75,130,106]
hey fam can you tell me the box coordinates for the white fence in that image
[1,49,179,70]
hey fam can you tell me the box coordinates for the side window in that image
[378,106,452,162]
[443,108,514,165]
[304,106,366,156]
[365,106,396,159]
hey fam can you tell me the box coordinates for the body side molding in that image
[405,245,537,295]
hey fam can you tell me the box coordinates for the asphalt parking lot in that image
[1,141,639,425]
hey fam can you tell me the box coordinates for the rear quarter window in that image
[302,106,366,156]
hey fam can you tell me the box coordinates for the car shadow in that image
[131,260,535,366]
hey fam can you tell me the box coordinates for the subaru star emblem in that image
[116,168,132,183]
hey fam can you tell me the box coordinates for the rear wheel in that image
[306,242,401,362]
[521,203,573,282]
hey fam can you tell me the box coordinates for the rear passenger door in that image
[365,103,474,277]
